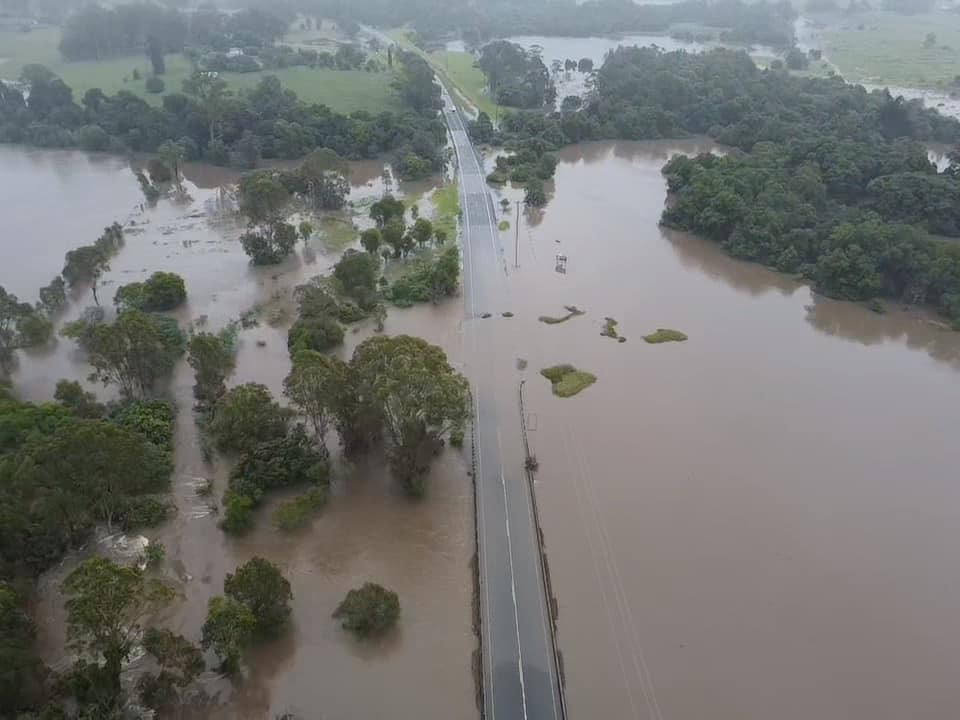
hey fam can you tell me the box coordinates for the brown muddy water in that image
[481,139,960,720]
[2,145,477,719]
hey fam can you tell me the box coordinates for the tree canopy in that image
[333,582,400,638]
[351,335,469,494]
[63,309,185,399]
[187,329,236,405]
[477,41,556,109]
[1,64,446,173]
[209,382,290,453]
[14,418,172,532]
[114,271,187,312]
[0,286,52,373]
[224,557,292,636]
[63,556,174,702]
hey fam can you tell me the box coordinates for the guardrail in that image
[519,379,568,720]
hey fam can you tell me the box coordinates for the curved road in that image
[443,92,566,720]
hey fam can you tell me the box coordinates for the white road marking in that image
[498,429,529,720]
[447,90,564,719]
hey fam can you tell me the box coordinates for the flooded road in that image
[3,147,477,719]
[482,139,960,720]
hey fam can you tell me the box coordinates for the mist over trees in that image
[58,4,287,61]
[307,0,797,48]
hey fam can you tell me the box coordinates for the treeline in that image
[0,52,443,170]
[662,146,960,325]
[305,0,797,47]
[59,4,288,61]
[484,46,960,155]
[484,46,960,324]
[579,47,960,146]
[476,40,555,109]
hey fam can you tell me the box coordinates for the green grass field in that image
[816,10,960,88]
[428,50,497,117]
[0,27,401,113]
[429,181,459,241]
[388,29,497,117]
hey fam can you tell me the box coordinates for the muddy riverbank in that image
[3,146,478,719]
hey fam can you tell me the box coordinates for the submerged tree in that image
[294,148,350,210]
[351,335,469,495]
[333,582,400,638]
[113,271,187,312]
[63,309,185,399]
[0,286,52,372]
[201,596,255,672]
[157,140,186,190]
[224,557,292,636]
[16,419,172,531]
[283,350,351,456]
[209,383,289,453]
[187,330,236,404]
[63,557,174,703]
[61,223,124,305]
[137,628,204,711]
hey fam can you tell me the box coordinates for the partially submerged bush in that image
[209,383,289,453]
[287,315,344,354]
[114,272,187,312]
[538,305,584,324]
[333,582,400,638]
[540,364,596,398]
[272,487,329,531]
[222,425,329,534]
[387,245,460,307]
[642,328,687,344]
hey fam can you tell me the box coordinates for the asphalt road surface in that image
[443,93,566,720]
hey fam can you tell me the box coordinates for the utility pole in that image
[514,200,521,268]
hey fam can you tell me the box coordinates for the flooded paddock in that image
[2,146,477,720]
[483,139,960,720]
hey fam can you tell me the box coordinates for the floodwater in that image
[480,139,960,720]
[3,147,477,719]
[9,130,960,720]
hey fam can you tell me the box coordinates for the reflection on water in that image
[3,146,476,720]
[0,146,144,301]
[488,138,960,720]
[805,295,960,369]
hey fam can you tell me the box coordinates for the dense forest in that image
[0,50,444,175]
